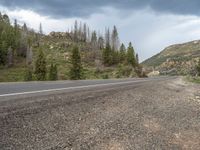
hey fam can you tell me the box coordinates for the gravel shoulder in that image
[0,77,200,150]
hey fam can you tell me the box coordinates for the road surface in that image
[0,77,200,149]
[0,77,167,99]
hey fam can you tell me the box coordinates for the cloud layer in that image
[1,1,200,61]
[3,6,200,61]
[1,0,200,18]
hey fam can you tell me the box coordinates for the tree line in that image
[0,12,146,81]
[65,21,146,79]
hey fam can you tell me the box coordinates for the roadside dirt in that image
[0,77,200,150]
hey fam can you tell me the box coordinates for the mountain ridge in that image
[142,40,200,75]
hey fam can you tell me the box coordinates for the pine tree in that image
[136,53,139,66]
[49,63,58,80]
[14,19,20,50]
[127,42,136,67]
[119,43,126,63]
[103,28,112,65]
[0,30,8,65]
[102,44,111,65]
[24,66,33,81]
[105,28,110,48]
[69,46,83,80]
[103,29,114,66]
[35,48,46,81]
[53,64,58,80]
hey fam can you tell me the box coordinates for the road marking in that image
[0,79,151,97]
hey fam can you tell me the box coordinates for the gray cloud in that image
[1,0,200,18]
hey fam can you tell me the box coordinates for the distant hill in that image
[142,40,200,75]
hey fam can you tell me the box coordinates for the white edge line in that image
[0,79,151,97]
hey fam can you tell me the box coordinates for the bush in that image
[35,49,47,81]
[69,46,83,80]
[196,58,200,76]
[48,63,58,81]
[116,64,132,78]
[24,66,33,81]
[102,74,109,79]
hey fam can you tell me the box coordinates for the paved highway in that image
[0,77,170,98]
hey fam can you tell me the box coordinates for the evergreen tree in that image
[103,28,112,65]
[0,13,13,65]
[111,50,120,65]
[24,66,33,81]
[49,63,58,80]
[69,46,83,80]
[127,42,136,67]
[35,49,46,81]
[136,53,139,66]
[103,43,112,65]
[0,31,8,65]
[119,43,126,63]
[13,19,20,50]
[105,28,110,48]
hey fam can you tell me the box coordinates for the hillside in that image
[0,13,144,82]
[142,40,200,75]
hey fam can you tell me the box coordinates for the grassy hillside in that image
[0,32,139,82]
[0,13,145,82]
[142,40,200,75]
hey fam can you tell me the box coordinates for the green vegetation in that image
[48,63,58,81]
[24,66,33,81]
[35,49,47,81]
[142,40,200,76]
[127,42,136,67]
[69,46,83,80]
[196,58,200,76]
[0,12,146,82]
[185,76,200,84]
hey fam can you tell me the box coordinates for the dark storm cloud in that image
[1,0,200,18]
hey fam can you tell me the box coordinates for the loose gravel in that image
[0,77,200,150]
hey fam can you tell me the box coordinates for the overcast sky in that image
[1,0,200,61]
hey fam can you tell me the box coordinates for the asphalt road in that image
[1,77,200,150]
[0,77,170,98]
